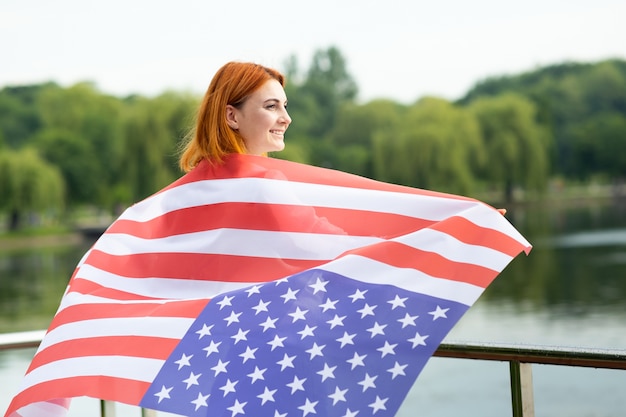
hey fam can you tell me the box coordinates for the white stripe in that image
[394,228,513,272]
[322,255,484,306]
[120,177,480,224]
[37,317,193,352]
[19,356,161,393]
[14,401,68,417]
[65,264,259,305]
[93,228,377,260]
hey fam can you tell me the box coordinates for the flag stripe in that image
[109,203,433,239]
[10,377,149,415]
[28,336,179,370]
[38,317,193,352]
[64,266,251,303]
[48,300,207,332]
[343,241,499,287]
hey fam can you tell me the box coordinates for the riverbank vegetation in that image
[1,46,625,232]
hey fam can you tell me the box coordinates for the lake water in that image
[2,198,626,416]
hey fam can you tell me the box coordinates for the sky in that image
[2,0,625,104]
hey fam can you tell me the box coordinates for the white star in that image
[358,373,377,392]
[227,399,247,417]
[277,353,296,371]
[397,312,418,328]
[258,386,277,405]
[377,341,397,358]
[259,316,279,332]
[366,322,387,338]
[298,324,317,339]
[174,353,193,370]
[195,324,214,339]
[245,285,262,297]
[247,366,267,383]
[348,289,367,302]
[328,386,348,405]
[356,303,377,318]
[288,306,308,322]
[309,277,329,294]
[387,361,408,379]
[182,371,201,389]
[252,299,271,314]
[224,310,242,326]
[216,295,234,309]
[306,342,326,359]
[346,352,367,370]
[336,331,356,348]
[327,314,346,329]
[203,340,221,357]
[153,385,172,403]
[368,396,388,414]
[429,305,449,320]
[388,294,408,309]
[280,287,299,303]
[239,346,258,363]
[231,328,249,344]
[408,331,429,348]
[298,398,318,417]
[286,375,307,394]
[211,359,229,376]
[319,298,338,312]
[342,408,359,417]
[220,379,238,397]
[274,410,287,417]
[317,363,337,381]
[191,392,209,411]
[268,334,287,351]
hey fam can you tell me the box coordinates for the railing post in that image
[100,400,116,417]
[510,361,535,417]
[142,407,158,417]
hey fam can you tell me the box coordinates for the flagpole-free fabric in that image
[5,154,531,417]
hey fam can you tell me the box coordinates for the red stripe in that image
[27,336,177,371]
[65,278,166,301]
[47,299,207,331]
[342,241,498,288]
[172,155,476,203]
[84,249,323,281]
[432,216,526,256]
[7,376,149,414]
[107,203,434,239]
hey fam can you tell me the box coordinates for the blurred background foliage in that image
[1,46,625,232]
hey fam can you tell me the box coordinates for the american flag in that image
[5,154,531,417]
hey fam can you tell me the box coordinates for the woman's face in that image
[226,79,291,155]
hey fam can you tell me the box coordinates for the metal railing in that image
[2,331,626,417]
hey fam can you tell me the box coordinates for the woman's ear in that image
[225,105,239,129]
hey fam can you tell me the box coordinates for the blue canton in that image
[140,269,467,417]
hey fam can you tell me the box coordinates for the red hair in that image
[179,62,285,171]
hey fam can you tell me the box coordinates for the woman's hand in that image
[497,208,507,216]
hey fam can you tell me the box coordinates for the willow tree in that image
[469,93,550,202]
[373,97,485,195]
[0,148,64,231]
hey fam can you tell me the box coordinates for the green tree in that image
[469,93,550,202]
[373,97,485,195]
[119,92,197,203]
[0,148,64,231]
[569,112,626,179]
[34,129,102,205]
[326,99,404,177]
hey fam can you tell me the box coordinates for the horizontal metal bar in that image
[434,340,626,370]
